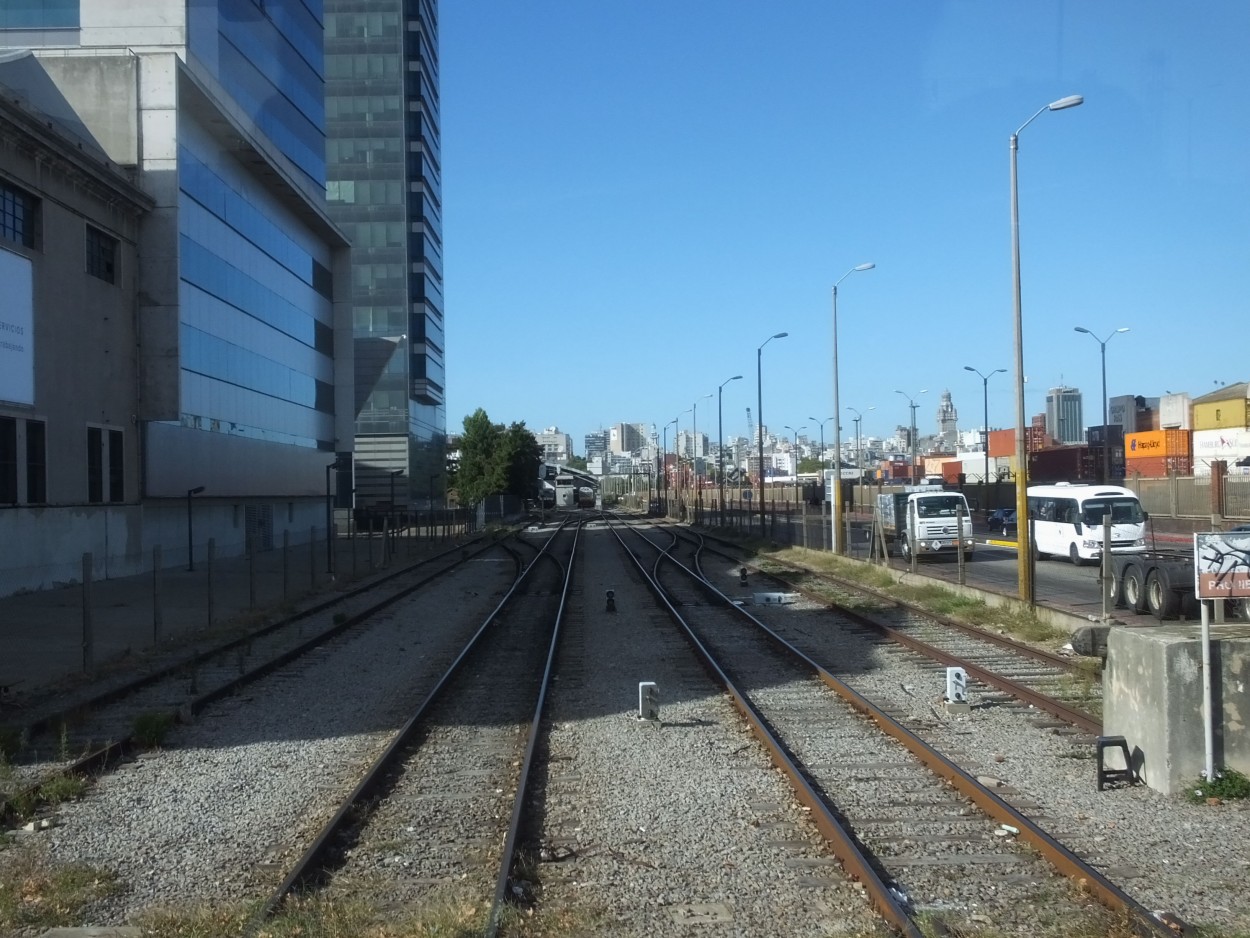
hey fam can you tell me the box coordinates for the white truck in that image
[876,487,976,562]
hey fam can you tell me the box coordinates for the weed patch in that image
[132,711,176,749]
[1188,767,1250,804]
[0,852,120,934]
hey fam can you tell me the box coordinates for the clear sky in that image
[440,2,1249,453]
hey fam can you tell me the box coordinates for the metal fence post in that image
[283,529,290,601]
[81,552,94,675]
[310,526,317,589]
[153,545,163,645]
[957,508,967,586]
[248,533,257,609]
[206,538,216,628]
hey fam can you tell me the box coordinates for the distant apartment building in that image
[535,426,572,464]
[585,430,609,462]
[1045,387,1084,444]
[609,421,645,454]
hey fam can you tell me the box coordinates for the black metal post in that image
[186,485,204,572]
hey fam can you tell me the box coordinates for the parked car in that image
[986,508,1017,537]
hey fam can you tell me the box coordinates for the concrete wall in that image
[1105,624,1250,794]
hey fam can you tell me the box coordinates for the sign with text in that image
[0,247,34,406]
[1194,531,1250,600]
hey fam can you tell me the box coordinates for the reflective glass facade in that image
[178,141,336,450]
[0,0,78,29]
[326,0,445,494]
[188,0,326,188]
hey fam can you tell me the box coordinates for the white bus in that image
[1026,483,1148,565]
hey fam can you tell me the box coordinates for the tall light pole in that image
[719,375,743,520]
[1012,93,1083,602]
[964,366,1006,486]
[808,416,833,472]
[784,424,807,505]
[846,406,874,481]
[662,417,678,512]
[831,263,874,554]
[757,331,788,531]
[895,389,927,483]
[677,408,692,497]
[1074,326,1129,482]
[692,393,712,495]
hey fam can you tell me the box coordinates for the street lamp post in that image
[719,375,743,523]
[1012,93,1083,602]
[186,485,205,572]
[831,263,874,554]
[663,417,678,515]
[692,393,712,513]
[1074,326,1130,482]
[784,424,807,506]
[846,406,874,480]
[808,416,833,472]
[964,366,1006,486]
[757,332,788,532]
[895,390,927,483]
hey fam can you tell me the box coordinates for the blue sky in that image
[441,2,1248,453]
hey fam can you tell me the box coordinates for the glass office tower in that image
[325,0,445,509]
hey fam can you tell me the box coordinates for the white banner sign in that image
[1194,531,1250,600]
[0,248,34,406]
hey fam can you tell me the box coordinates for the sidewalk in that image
[0,530,466,715]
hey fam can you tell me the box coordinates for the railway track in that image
[0,534,513,826]
[612,517,1182,937]
[684,524,1104,731]
[250,519,580,934]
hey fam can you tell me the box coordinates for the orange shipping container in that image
[1125,455,1192,478]
[987,428,1015,458]
[1125,429,1192,460]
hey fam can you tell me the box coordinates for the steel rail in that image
[247,520,575,931]
[639,524,1182,938]
[485,522,582,935]
[606,518,924,938]
[1,536,511,827]
[694,526,1088,675]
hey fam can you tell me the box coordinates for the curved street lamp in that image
[895,389,927,483]
[757,332,788,532]
[964,365,1006,486]
[1074,326,1129,482]
[784,424,807,505]
[846,405,875,485]
[1011,93,1083,601]
[832,263,875,554]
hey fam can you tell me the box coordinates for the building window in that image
[0,416,15,503]
[0,179,37,248]
[108,429,124,502]
[86,225,118,283]
[26,419,46,504]
[87,427,103,503]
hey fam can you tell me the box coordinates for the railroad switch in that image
[1095,735,1137,791]
[638,681,659,722]
[944,666,970,714]
[606,589,616,612]
[739,567,749,586]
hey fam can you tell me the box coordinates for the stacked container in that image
[1124,429,1193,477]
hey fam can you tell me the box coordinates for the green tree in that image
[500,422,543,500]
[566,455,588,471]
[798,457,826,474]
[455,408,505,508]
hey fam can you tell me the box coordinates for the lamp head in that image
[854,262,875,271]
[1074,326,1091,335]
[188,486,205,496]
[774,332,789,339]
[1116,327,1130,334]
[1048,94,1084,111]
[963,365,976,373]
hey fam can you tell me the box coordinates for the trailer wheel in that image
[1146,567,1180,620]
[1102,568,1122,609]
[1121,564,1147,614]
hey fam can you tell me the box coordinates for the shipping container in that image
[1192,428,1250,476]
[987,428,1014,458]
[1194,398,1250,432]
[1085,425,1124,447]
[1125,429,1192,460]
[1028,445,1096,484]
[1159,392,1192,430]
[941,461,962,483]
[1124,455,1193,478]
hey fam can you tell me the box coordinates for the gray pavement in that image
[0,529,470,716]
